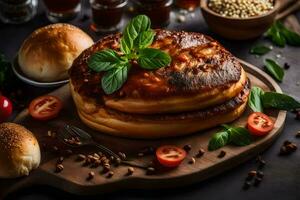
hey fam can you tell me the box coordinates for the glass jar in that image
[175,0,199,11]
[132,0,173,28]
[0,0,38,24]
[43,0,81,22]
[90,0,128,33]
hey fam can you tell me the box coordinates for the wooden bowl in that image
[200,0,280,40]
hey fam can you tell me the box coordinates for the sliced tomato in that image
[156,145,186,167]
[247,112,274,136]
[29,95,62,121]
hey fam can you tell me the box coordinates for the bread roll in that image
[18,23,94,82]
[0,123,41,178]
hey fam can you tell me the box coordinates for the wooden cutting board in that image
[0,59,286,198]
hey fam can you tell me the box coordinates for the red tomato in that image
[247,112,274,136]
[29,95,62,121]
[0,95,13,122]
[156,145,187,167]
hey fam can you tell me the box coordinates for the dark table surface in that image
[1,2,300,200]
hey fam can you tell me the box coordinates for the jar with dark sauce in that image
[176,0,199,11]
[132,0,173,28]
[43,0,81,22]
[0,0,38,24]
[90,0,128,33]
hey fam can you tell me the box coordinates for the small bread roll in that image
[18,23,94,82]
[0,123,41,178]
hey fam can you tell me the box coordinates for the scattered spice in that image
[127,167,134,175]
[57,156,64,164]
[118,152,126,160]
[87,171,95,180]
[218,150,226,158]
[183,144,192,152]
[247,170,257,179]
[188,157,196,164]
[107,171,114,178]
[196,148,205,157]
[279,140,297,155]
[284,63,290,70]
[243,181,251,190]
[64,137,82,146]
[254,177,262,186]
[257,171,264,178]
[55,164,64,173]
[296,131,300,138]
[76,154,86,161]
[146,167,156,175]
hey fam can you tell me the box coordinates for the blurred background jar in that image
[0,0,38,24]
[42,0,81,22]
[132,0,173,28]
[90,0,128,33]
[176,0,199,11]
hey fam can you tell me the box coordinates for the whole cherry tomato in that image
[0,95,13,122]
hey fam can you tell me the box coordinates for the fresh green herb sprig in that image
[265,21,300,47]
[264,58,284,82]
[88,15,171,95]
[208,125,252,151]
[250,44,271,55]
[248,86,300,113]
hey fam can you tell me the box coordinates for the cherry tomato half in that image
[247,112,274,136]
[0,95,13,123]
[156,145,187,167]
[29,95,62,121]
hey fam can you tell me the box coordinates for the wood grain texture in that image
[0,60,286,198]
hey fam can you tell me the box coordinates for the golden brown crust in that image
[71,80,249,138]
[69,30,243,100]
[18,23,94,82]
[0,123,40,178]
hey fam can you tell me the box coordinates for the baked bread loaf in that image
[18,23,94,82]
[69,30,250,138]
[0,123,41,178]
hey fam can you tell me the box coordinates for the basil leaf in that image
[120,36,132,55]
[262,92,300,110]
[101,64,130,95]
[227,127,252,146]
[208,131,229,151]
[88,49,122,72]
[138,48,171,70]
[250,45,271,55]
[276,21,300,46]
[264,59,284,82]
[121,15,151,54]
[248,86,264,112]
[136,30,155,49]
[265,22,286,47]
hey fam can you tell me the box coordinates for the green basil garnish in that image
[208,125,252,151]
[248,87,300,111]
[226,127,252,146]
[264,59,284,82]
[208,131,229,151]
[250,45,271,55]
[88,15,171,95]
[262,92,300,111]
[248,86,264,112]
[265,21,300,47]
